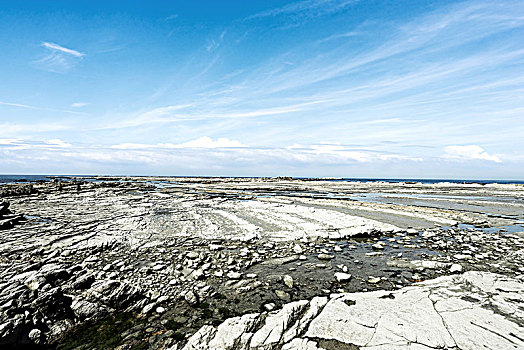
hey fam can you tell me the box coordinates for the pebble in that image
[283,275,294,288]
[334,272,352,282]
[227,272,242,280]
[318,254,334,260]
[450,264,463,273]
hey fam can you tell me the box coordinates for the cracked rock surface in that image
[0,177,522,349]
[182,271,524,350]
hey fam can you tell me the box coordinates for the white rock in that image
[28,328,42,343]
[184,272,524,350]
[318,254,334,260]
[264,303,276,311]
[142,302,156,314]
[372,243,385,250]
[283,275,294,288]
[293,244,304,254]
[368,277,381,284]
[227,272,242,280]
[450,263,463,273]
[334,272,352,282]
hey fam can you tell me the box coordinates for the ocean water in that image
[0,175,523,185]
[0,175,94,184]
[325,178,524,185]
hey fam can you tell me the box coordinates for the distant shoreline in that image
[0,174,523,185]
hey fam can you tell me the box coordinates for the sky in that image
[0,0,523,179]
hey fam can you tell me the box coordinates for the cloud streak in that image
[0,101,88,116]
[33,42,85,73]
[42,42,85,57]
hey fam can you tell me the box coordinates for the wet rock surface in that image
[0,200,25,230]
[0,177,522,349]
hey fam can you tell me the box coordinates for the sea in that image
[0,175,523,185]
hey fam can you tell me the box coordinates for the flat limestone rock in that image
[181,271,524,350]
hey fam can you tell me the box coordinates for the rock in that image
[72,274,95,290]
[25,275,46,291]
[85,280,142,310]
[152,264,165,271]
[406,228,418,235]
[275,290,290,301]
[283,275,294,288]
[183,272,524,350]
[317,254,334,260]
[371,243,384,250]
[38,263,70,284]
[71,298,105,320]
[293,244,304,254]
[184,291,199,306]
[249,300,309,348]
[187,252,199,259]
[142,302,156,314]
[450,263,463,273]
[264,303,276,311]
[367,277,381,284]
[454,254,471,260]
[226,272,241,280]
[365,252,382,257]
[410,260,449,270]
[156,306,165,314]
[32,287,74,320]
[0,201,10,215]
[334,272,351,282]
[28,328,42,344]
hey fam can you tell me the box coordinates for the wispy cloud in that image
[111,137,247,149]
[0,122,72,137]
[106,101,325,129]
[41,42,84,57]
[247,0,358,28]
[33,42,85,73]
[71,102,89,108]
[3,0,523,177]
[0,101,88,116]
[206,30,227,52]
[45,139,72,148]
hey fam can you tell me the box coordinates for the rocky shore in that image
[0,178,522,349]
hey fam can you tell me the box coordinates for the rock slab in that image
[180,271,524,350]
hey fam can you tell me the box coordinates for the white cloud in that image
[247,0,357,25]
[71,102,89,108]
[111,137,247,150]
[0,122,72,136]
[170,137,247,149]
[0,101,86,115]
[42,42,84,57]
[443,145,501,163]
[45,139,72,148]
[34,42,85,73]
[0,138,20,145]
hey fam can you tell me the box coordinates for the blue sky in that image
[0,0,523,178]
